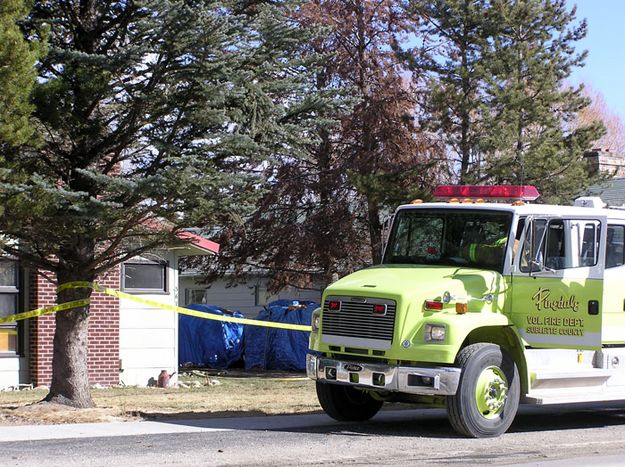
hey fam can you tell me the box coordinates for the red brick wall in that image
[28,273,55,386]
[29,269,121,387]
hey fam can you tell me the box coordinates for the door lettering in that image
[532,287,580,312]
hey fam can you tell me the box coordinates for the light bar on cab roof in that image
[433,185,540,201]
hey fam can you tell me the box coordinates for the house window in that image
[122,258,167,293]
[185,288,207,305]
[0,261,19,354]
[254,284,268,307]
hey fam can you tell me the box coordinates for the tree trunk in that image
[368,198,382,264]
[317,125,337,283]
[44,270,94,408]
[459,22,471,184]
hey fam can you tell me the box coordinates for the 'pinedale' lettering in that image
[532,287,579,312]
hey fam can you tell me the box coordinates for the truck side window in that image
[606,225,625,268]
[578,221,600,267]
[544,220,601,270]
[520,219,602,271]
[544,220,566,269]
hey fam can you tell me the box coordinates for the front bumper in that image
[306,354,461,396]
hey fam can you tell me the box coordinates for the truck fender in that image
[459,325,529,395]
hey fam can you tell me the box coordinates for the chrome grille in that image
[322,296,396,343]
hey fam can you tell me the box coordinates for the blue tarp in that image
[244,300,319,372]
[179,304,244,369]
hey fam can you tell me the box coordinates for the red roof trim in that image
[176,231,220,254]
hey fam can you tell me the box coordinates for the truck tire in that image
[316,382,383,421]
[446,343,520,438]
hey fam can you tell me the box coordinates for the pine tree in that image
[407,0,491,183]
[208,0,445,291]
[335,1,444,263]
[0,0,44,148]
[406,0,603,201]
[0,0,331,407]
[480,0,604,203]
[0,0,45,239]
[297,0,438,267]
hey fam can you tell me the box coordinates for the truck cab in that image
[307,185,625,437]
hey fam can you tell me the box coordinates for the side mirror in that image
[529,259,555,275]
[381,214,394,262]
[528,217,548,276]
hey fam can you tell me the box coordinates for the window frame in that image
[382,208,513,273]
[184,288,207,305]
[519,217,604,273]
[121,258,169,294]
[0,260,21,356]
[606,224,625,269]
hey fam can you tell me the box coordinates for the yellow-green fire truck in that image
[307,185,625,437]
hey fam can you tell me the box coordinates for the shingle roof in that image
[585,178,625,207]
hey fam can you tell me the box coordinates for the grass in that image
[0,370,322,425]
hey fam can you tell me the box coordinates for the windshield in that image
[383,208,513,272]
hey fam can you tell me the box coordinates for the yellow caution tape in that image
[62,282,313,332]
[0,299,91,325]
[57,281,95,293]
[103,286,312,332]
[1,282,312,332]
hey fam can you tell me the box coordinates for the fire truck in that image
[307,185,625,437]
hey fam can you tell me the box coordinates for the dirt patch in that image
[0,371,321,425]
[0,401,134,425]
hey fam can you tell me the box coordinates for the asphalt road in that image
[4,402,625,466]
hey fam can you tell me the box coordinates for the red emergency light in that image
[372,304,387,315]
[424,300,444,311]
[327,301,341,311]
[433,185,540,201]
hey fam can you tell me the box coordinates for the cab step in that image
[524,388,625,405]
[530,368,614,390]
[524,367,619,404]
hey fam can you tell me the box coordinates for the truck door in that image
[510,215,606,349]
[602,221,625,344]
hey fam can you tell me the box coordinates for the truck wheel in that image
[316,382,383,421]
[446,343,520,438]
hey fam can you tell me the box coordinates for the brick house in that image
[0,233,218,389]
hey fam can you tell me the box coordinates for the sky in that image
[568,1,625,119]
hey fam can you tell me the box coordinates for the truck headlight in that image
[311,309,321,332]
[424,324,446,342]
